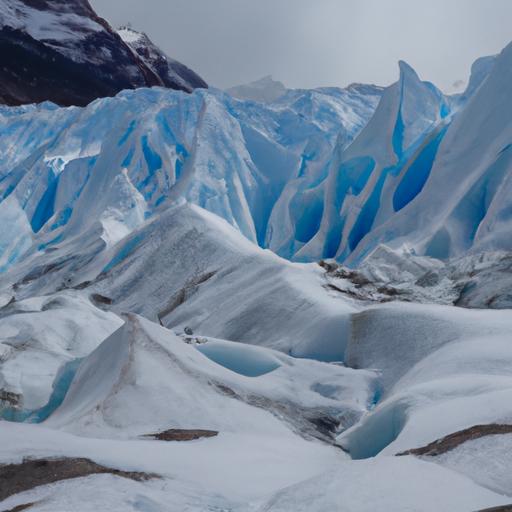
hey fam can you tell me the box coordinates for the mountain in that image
[226,75,288,103]
[0,0,207,106]
[117,26,207,93]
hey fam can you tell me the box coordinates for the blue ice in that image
[196,341,281,377]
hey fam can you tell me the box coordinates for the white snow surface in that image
[45,314,374,438]
[0,420,343,504]
[340,302,512,463]
[434,434,512,496]
[90,203,357,361]
[0,0,103,43]
[1,311,511,511]
[251,456,508,512]
[117,27,143,44]
[0,292,122,414]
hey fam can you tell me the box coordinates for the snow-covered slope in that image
[46,314,374,438]
[338,302,512,499]
[0,202,357,361]
[0,292,122,421]
[0,204,511,511]
[1,11,512,511]
[252,456,508,512]
[0,0,206,106]
[90,203,357,361]
[118,26,207,93]
[1,310,511,512]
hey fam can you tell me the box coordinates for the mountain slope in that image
[118,26,207,93]
[0,0,206,106]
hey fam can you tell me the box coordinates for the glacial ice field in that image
[0,38,512,512]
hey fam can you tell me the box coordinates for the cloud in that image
[90,0,512,91]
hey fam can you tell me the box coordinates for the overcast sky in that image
[91,0,512,92]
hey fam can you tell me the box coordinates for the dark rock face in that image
[396,424,512,457]
[0,0,207,107]
[144,429,219,442]
[119,26,208,93]
[0,26,148,107]
[0,457,156,502]
[476,507,512,512]
[4,503,37,512]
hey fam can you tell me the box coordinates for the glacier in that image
[0,43,510,274]
[1,27,512,512]
[0,81,382,270]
